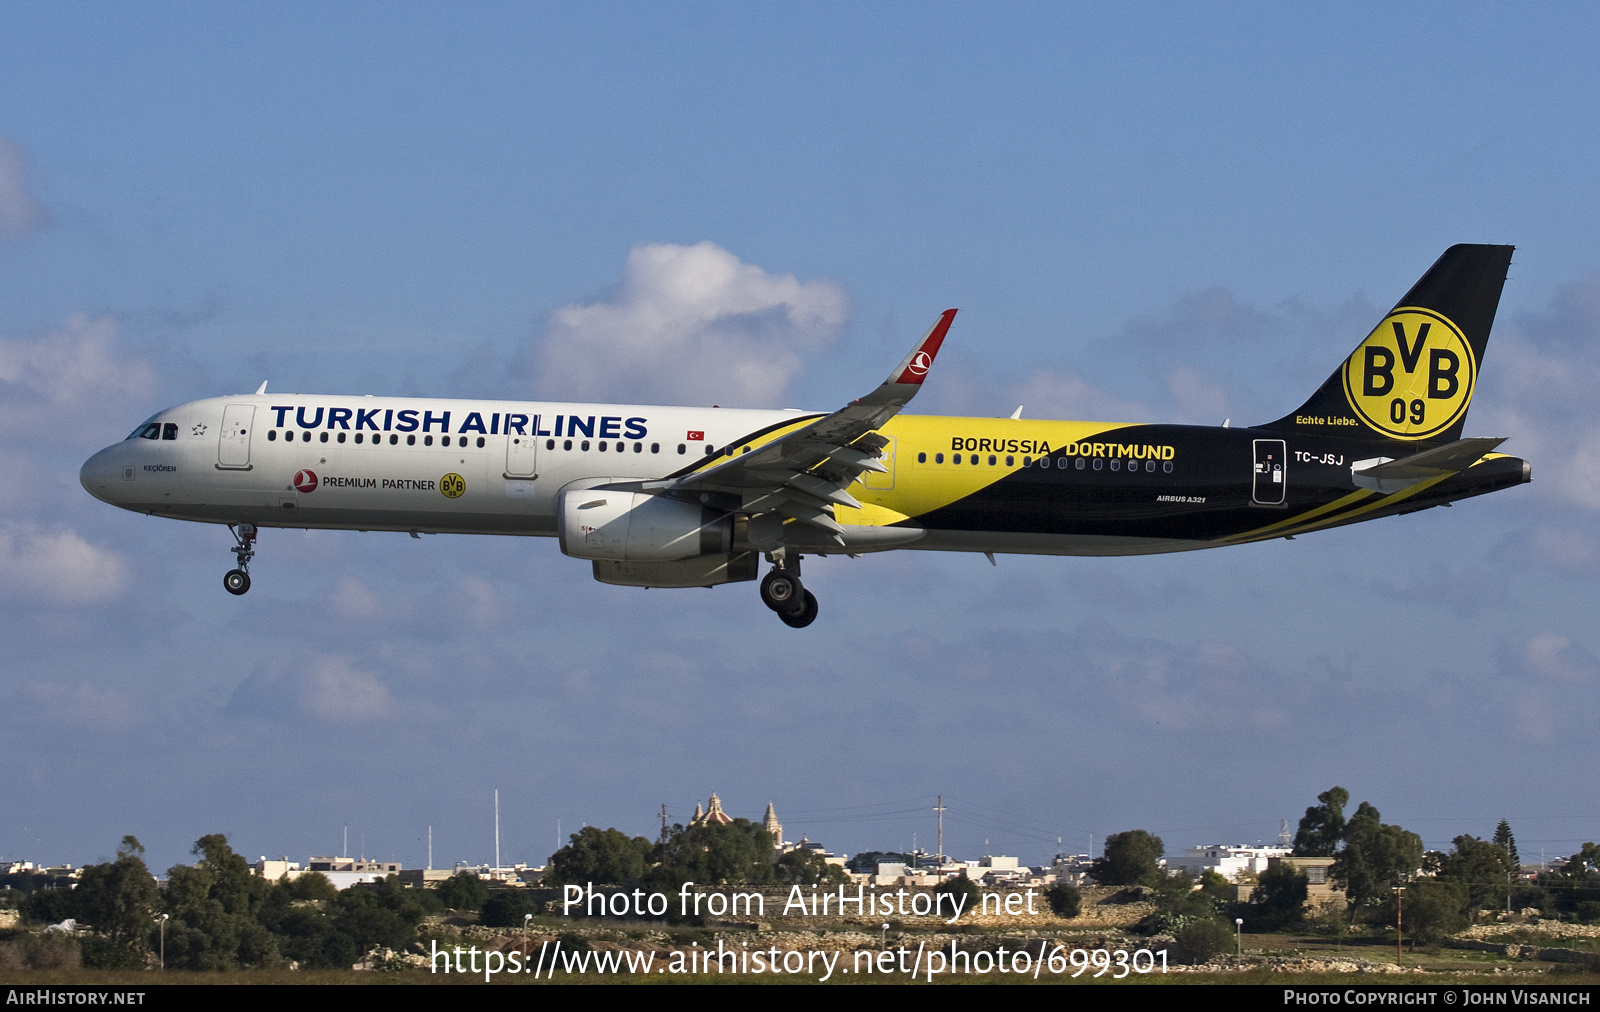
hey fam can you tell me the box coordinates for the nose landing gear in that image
[759,554,818,628]
[224,523,257,596]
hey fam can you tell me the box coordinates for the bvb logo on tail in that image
[1341,307,1476,440]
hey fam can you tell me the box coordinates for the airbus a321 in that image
[81,244,1529,627]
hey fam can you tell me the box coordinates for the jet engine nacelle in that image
[557,487,732,562]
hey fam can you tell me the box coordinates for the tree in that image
[1045,882,1081,918]
[436,871,489,912]
[775,849,849,887]
[650,818,775,888]
[1388,879,1467,944]
[481,889,542,928]
[161,834,280,970]
[544,827,654,887]
[1331,803,1423,918]
[1293,787,1349,857]
[935,875,979,913]
[1244,862,1308,931]
[1493,821,1520,869]
[74,836,160,950]
[1092,830,1165,887]
[1174,918,1234,964]
[1437,835,1514,917]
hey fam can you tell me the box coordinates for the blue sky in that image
[2,3,1598,873]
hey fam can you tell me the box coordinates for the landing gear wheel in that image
[224,523,257,596]
[778,589,818,628]
[760,570,802,611]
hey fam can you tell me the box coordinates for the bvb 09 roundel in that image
[439,472,465,498]
[1341,307,1476,440]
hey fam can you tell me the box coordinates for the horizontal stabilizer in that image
[1352,437,1505,492]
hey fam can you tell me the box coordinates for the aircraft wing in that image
[620,309,957,541]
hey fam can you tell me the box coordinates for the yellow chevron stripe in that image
[1218,489,1374,544]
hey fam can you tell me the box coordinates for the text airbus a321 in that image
[81,244,1529,627]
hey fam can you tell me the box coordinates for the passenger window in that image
[598,441,607,452]
[1074,457,1084,470]
[1163,461,1173,473]
[267,430,278,442]
[1022,456,1030,467]
[563,439,572,450]
[935,453,944,464]
[546,439,555,450]
[320,432,329,443]
[424,435,433,446]
[1145,460,1155,472]
[581,440,590,451]
[337,432,346,443]
[477,437,486,448]
[407,435,416,446]
[303,431,312,442]
[1092,458,1102,470]
[704,446,714,455]
[1038,456,1047,468]
[917,452,926,463]
[677,444,686,454]
[1006,455,1014,467]
[1110,459,1120,471]
[651,443,660,453]
[390,434,398,445]
[988,455,996,466]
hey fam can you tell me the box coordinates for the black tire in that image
[759,570,801,611]
[778,589,818,628]
[223,569,251,596]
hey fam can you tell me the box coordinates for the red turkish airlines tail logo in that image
[292,469,318,493]
[906,351,933,376]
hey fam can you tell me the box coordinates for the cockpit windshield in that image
[126,417,178,440]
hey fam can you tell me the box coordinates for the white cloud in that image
[530,242,848,407]
[299,655,397,723]
[1007,368,1151,423]
[328,576,382,620]
[0,524,130,605]
[22,681,138,730]
[1473,278,1600,510]
[0,313,160,446]
[230,653,398,724]
[0,137,48,240]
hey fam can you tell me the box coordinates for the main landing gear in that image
[224,523,256,596]
[759,554,818,628]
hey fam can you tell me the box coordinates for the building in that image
[303,856,402,891]
[1166,844,1290,881]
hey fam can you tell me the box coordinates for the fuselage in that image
[79,393,1530,557]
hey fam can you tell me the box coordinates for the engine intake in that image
[557,488,731,562]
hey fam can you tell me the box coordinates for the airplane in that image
[81,244,1528,628]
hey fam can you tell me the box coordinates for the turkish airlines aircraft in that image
[81,245,1529,627]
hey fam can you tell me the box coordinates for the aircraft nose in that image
[80,445,123,504]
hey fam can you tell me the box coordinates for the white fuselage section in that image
[80,394,814,536]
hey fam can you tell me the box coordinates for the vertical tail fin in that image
[1262,244,1513,443]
